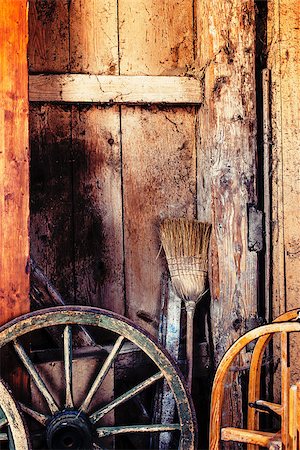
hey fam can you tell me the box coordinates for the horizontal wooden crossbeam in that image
[29,74,203,104]
[221,427,282,447]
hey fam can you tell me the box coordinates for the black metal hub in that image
[46,410,93,449]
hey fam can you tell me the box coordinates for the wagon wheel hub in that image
[46,410,93,449]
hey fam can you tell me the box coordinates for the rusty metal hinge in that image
[247,204,264,252]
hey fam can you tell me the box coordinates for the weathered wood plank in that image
[122,106,196,333]
[67,0,124,315]
[119,0,194,76]
[195,0,258,437]
[267,0,300,389]
[0,0,30,400]
[28,0,70,73]
[0,1,30,324]
[30,105,74,302]
[119,0,196,338]
[71,106,124,313]
[69,0,118,74]
[29,74,202,104]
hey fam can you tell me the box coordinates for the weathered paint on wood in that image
[30,105,74,302]
[29,74,203,104]
[119,0,194,76]
[122,106,196,333]
[267,0,300,387]
[0,1,30,323]
[69,0,118,74]
[71,105,124,313]
[195,0,258,436]
[29,0,70,73]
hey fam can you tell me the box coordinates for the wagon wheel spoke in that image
[19,402,49,426]
[90,371,164,424]
[80,335,125,413]
[13,339,59,415]
[96,423,181,438]
[0,416,8,429]
[63,325,74,408]
[93,443,104,449]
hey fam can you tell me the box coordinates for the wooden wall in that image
[29,0,197,335]
[28,2,259,437]
[267,0,300,385]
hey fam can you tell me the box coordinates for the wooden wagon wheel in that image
[0,378,31,450]
[0,306,197,450]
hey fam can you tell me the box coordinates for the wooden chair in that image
[247,309,300,450]
[209,312,300,449]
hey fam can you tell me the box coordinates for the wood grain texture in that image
[29,74,203,104]
[71,106,124,313]
[68,0,125,313]
[30,105,74,302]
[119,0,194,76]
[0,1,30,324]
[28,0,70,73]
[267,0,300,390]
[70,0,118,74]
[122,106,196,334]
[195,0,258,435]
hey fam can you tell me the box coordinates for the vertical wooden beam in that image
[69,0,118,75]
[69,1,124,312]
[30,105,74,301]
[196,0,258,434]
[71,106,124,313]
[267,0,300,387]
[121,106,196,334]
[119,0,196,333]
[29,0,74,300]
[119,0,194,76]
[0,1,30,324]
[28,0,70,73]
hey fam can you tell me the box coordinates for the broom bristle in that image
[160,219,211,303]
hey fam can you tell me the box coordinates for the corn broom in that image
[160,218,211,391]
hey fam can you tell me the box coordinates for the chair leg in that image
[281,332,290,448]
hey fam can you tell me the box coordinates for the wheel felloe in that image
[46,410,93,449]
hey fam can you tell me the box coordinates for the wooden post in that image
[196,0,258,436]
[0,1,30,324]
[267,0,300,392]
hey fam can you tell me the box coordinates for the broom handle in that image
[185,301,196,392]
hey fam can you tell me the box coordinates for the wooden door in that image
[28,0,259,432]
[29,0,199,336]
